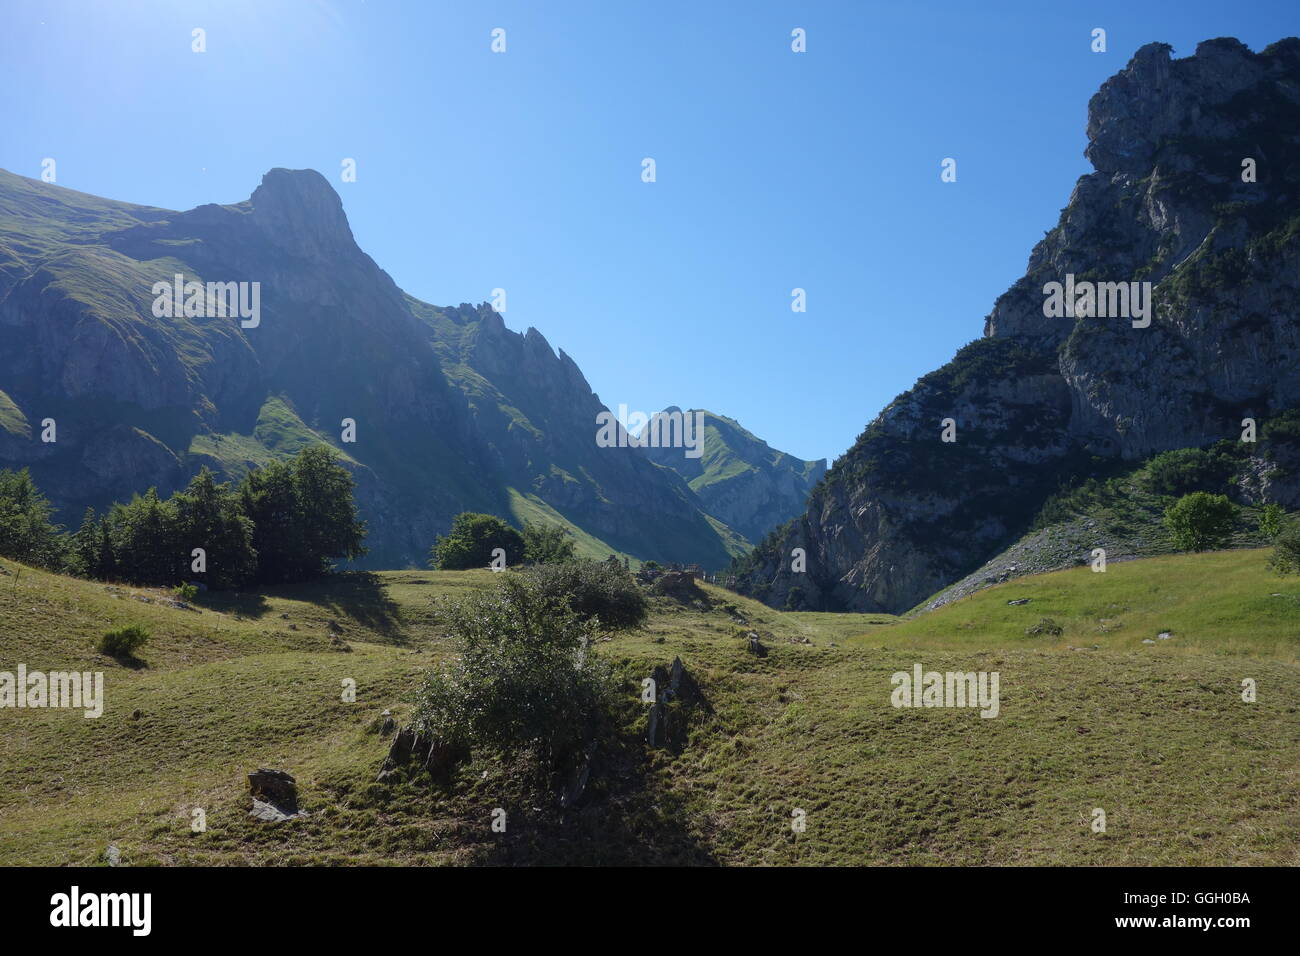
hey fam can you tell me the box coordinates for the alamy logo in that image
[1042,274,1151,328]
[50,886,151,936]
[891,663,1000,718]
[596,406,705,459]
[151,273,261,328]
[0,664,103,718]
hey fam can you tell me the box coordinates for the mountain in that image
[637,407,825,543]
[0,167,750,569]
[734,37,1300,613]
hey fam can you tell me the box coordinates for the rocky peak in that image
[1086,39,1298,175]
[244,167,358,259]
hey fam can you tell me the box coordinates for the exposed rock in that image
[646,657,710,751]
[653,571,706,603]
[737,38,1300,614]
[247,768,306,820]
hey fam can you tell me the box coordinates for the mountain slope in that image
[735,37,1300,613]
[0,168,746,569]
[637,406,826,543]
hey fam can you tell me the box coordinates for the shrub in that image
[430,512,524,570]
[1268,523,1300,576]
[174,583,199,602]
[1258,503,1286,540]
[521,521,577,565]
[1163,492,1237,551]
[99,624,150,658]
[1145,447,1240,497]
[516,559,648,630]
[413,575,616,776]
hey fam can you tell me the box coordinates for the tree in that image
[0,468,65,568]
[67,507,102,578]
[238,446,367,584]
[106,489,183,585]
[1163,492,1237,552]
[171,468,257,589]
[522,521,577,565]
[292,445,367,576]
[1257,503,1286,540]
[430,512,524,570]
[238,459,305,584]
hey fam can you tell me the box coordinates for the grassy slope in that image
[0,549,1295,866]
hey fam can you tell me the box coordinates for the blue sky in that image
[1,0,1295,464]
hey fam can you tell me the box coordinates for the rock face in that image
[0,169,751,569]
[737,37,1300,613]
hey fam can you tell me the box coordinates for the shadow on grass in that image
[105,652,149,671]
[195,572,406,643]
[458,737,716,866]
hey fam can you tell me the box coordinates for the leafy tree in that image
[171,468,257,589]
[522,521,577,565]
[1162,492,1237,552]
[238,446,367,584]
[105,489,183,585]
[0,468,65,568]
[430,512,524,570]
[1257,503,1286,540]
[238,459,305,584]
[292,445,367,575]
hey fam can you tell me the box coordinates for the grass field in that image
[0,548,1296,866]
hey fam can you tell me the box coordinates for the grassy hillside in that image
[0,548,1295,865]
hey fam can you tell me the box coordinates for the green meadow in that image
[0,548,1295,865]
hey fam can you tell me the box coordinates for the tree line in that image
[0,445,366,589]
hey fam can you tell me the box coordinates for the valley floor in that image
[0,550,1296,865]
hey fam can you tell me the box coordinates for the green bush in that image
[1145,447,1240,497]
[521,521,577,565]
[174,583,199,602]
[1268,523,1300,576]
[429,512,524,570]
[1163,492,1237,552]
[99,624,150,658]
[516,559,648,630]
[413,575,616,775]
[1258,503,1286,540]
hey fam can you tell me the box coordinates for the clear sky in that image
[2,0,1295,464]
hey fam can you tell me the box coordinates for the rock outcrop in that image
[737,38,1300,613]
